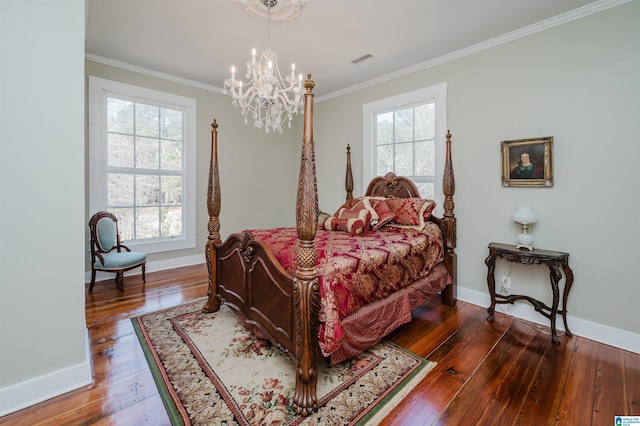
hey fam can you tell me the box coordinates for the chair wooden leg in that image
[89,269,97,292]
[142,264,146,283]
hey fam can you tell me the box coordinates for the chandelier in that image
[224,0,308,134]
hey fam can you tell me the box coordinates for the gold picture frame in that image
[501,136,554,187]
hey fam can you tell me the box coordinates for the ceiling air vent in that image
[351,54,373,64]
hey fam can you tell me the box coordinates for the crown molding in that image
[85,53,224,94]
[316,0,631,102]
[86,0,629,103]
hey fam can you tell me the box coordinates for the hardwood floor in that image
[2,264,638,425]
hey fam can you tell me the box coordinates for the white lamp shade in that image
[512,205,538,224]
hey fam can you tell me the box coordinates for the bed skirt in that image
[328,263,451,365]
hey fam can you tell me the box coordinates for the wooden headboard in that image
[365,173,421,198]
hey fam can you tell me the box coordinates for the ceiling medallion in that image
[231,0,310,22]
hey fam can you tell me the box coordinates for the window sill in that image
[124,237,197,254]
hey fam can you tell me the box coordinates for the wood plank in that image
[90,333,152,384]
[556,337,599,425]
[89,393,171,425]
[380,307,512,425]
[433,319,539,425]
[593,343,626,424]
[390,299,478,357]
[4,370,161,426]
[517,326,577,425]
[624,350,640,415]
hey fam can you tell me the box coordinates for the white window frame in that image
[88,76,197,253]
[363,83,447,217]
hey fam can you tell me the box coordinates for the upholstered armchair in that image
[88,211,146,292]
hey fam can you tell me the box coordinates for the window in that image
[363,83,447,215]
[89,76,197,253]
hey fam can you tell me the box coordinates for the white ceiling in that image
[85,0,618,99]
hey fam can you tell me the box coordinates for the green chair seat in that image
[95,251,147,269]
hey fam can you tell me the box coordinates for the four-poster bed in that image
[203,74,457,416]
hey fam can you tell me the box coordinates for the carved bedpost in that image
[345,144,353,201]
[292,73,320,416]
[204,119,222,313]
[441,130,457,306]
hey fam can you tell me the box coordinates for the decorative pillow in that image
[334,199,376,229]
[325,201,373,235]
[333,197,378,225]
[324,215,367,236]
[385,197,436,231]
[368,198,396,230]
[317,211,331,227]
[332,198,359,215]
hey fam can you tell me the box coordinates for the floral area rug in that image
[132,298,435,425]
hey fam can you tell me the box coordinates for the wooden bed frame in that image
[203,74,457,416]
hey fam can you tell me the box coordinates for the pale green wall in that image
[2,0,638,415]
[84,62,298,270]
[0,0,88,393]
[312,1,640,334]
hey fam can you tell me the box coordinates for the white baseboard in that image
[85,253,205,284]
[458,286,640,355]
[0,328,93,417]
[1,256,205,417]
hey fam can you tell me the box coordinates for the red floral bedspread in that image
[247,223,445,357]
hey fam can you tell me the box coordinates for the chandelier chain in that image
[267,2,271,50]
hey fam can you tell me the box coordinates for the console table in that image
[485,242,574,344]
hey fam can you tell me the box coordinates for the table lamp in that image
[512,205,538,250]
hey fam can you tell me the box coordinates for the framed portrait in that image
[501,136,554,187]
